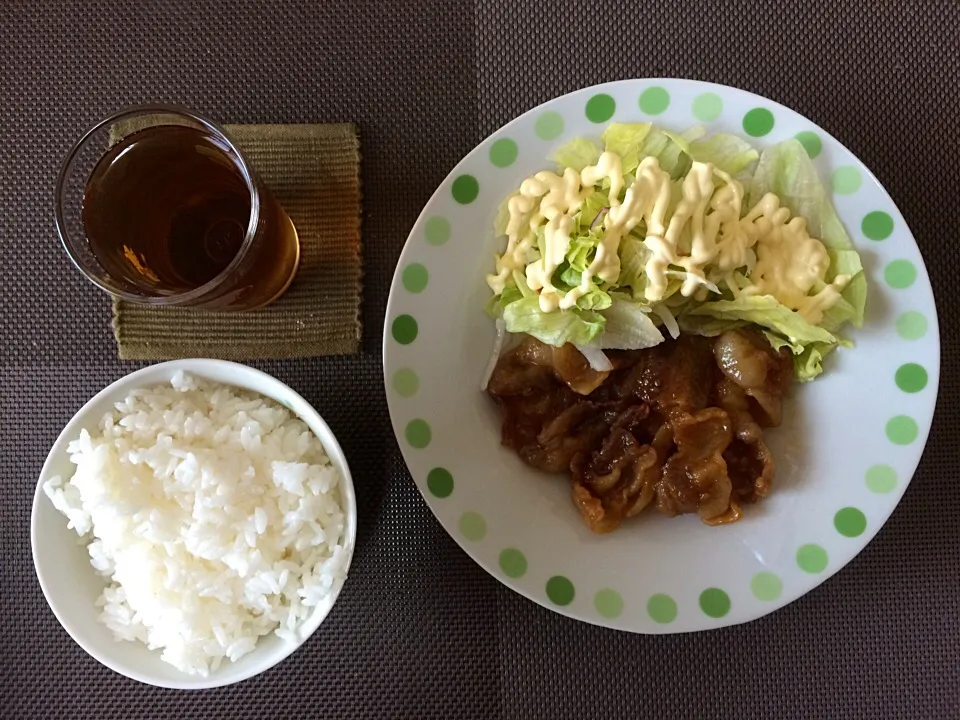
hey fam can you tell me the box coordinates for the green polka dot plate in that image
[383,79,939,632]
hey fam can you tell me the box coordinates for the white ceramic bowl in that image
[31,359,357,689]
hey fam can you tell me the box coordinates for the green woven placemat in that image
[112,123,362,359]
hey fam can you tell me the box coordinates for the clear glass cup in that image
[55,105,300,311]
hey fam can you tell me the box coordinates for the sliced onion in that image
[479,319,507,392]
[589,207,609,231]
[671,269,720,297]
[652,304,680,339]
[575,344,614,372]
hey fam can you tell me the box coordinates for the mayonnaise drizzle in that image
[740,194,850,323]
[488,148,849,323]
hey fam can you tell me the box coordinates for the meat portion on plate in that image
[487,330,792,533]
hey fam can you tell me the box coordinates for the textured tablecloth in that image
[2,1,958,718]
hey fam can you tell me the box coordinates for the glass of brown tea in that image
[55,105,299,311]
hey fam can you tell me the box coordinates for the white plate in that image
[383,79,939,632]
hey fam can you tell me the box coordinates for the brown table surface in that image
[2,2,958,718]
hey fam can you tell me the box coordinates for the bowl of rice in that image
[31,359,357,689]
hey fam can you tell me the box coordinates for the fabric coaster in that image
[112,122,362,359]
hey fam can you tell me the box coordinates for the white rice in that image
[43,371,348,677]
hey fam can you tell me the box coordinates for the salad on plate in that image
[483,123,867,532]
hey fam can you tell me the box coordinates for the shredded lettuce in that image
[486,124,867,379]
[617,235,651,300]
[497,282,523,308]
[485,268,532,319]
[551,229,607,301]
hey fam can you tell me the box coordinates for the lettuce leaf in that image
[575,288,613,311]
[601,122,652,173]
[555,262,580,289]
[485,269,532,318]
[794,341,842,382]
[688,295,837,345]
[676,313,744,337]
[637,126,706,179]
[551,138,602,172]
[502,296,605,347]
[688,133,760,182]
[762,332,844,383]
[821,251,867,332]
[556,228,600,282]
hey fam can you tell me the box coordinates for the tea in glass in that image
[56,106,299,311]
